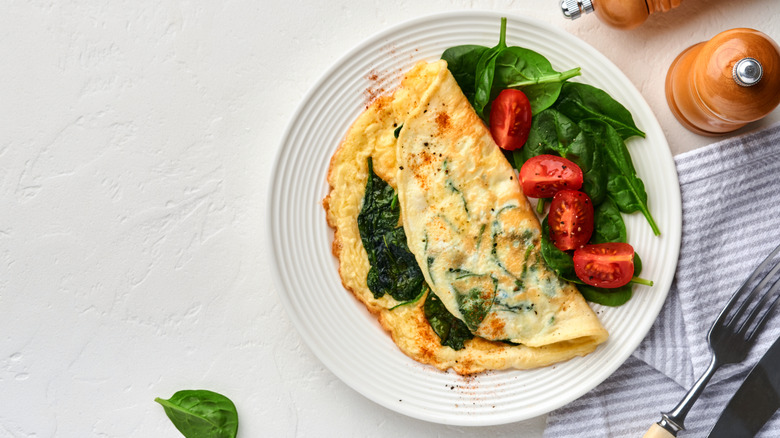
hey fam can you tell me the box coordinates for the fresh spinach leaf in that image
[554,82,645,140]
[516,109,579,166]
[541,215,650,305]
[634,253,643,276]
[578,253,646,306]
[493,46,580,115]
[472,20,508,119]
[357,158,425,301]
[423,290,474,350]
[515,111,608,205]
[539,217,579,282]
[155,390,238,438]
[592,121,660,235]
[444,17,580,121]
[590,197,626,244]
[578,284,633,307]
[562,120,610,205]
[441,44,489,103]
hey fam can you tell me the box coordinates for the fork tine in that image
[742,275,780,341]
[730,253,780,328]
[717,243,780,327]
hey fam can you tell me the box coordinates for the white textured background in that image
[2,1,779,437]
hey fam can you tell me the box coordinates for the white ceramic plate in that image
[269,11,682,426]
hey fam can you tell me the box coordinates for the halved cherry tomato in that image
[520,154,584,198]
[573,243,635,288]
[489,89,532,151]
[548,190,593,251]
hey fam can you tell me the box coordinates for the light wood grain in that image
[642,423,676,438]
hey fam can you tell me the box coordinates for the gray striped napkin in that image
[545,122,780,438]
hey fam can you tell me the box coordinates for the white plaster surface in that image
[2,1,779,437]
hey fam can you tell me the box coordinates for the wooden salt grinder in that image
[665,28,780,135]
[561,0,682,30]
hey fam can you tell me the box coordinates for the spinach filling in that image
[423,291,474,350]
[357,158,424,302]
[357,157,473,350]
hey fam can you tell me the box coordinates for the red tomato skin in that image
[573,243,635,288]
[548,190,594,251]
[489,89,532,151]
[520,154,584,198]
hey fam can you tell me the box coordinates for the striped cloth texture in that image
[545,122,780,438]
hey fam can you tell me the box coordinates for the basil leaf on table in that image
[357,158,425,302]
[423,290,474,350]
[155,390,238,438]
[554,82,645,140]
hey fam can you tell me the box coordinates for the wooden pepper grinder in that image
[665,28,780,135]
[561,0,681,29]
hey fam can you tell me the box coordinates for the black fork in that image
[644,242,780,438]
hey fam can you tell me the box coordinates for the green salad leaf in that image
[441,17,580,121]
[441,44,489,103]
[539,217,579,283]
[516,111,659,237]
[585,120,660,235]
[155,390,238,438]
[577,284,633,307]
[493,46,580,115]
[554,82,645,140]
[590,198,626,244]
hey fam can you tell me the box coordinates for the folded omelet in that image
[323,60,607,374]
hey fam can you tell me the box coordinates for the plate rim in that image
[268,9,682,426]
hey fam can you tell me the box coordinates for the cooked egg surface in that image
[323,60,608,374]
[396,61,607,347]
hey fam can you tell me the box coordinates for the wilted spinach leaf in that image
[423,291,474,350]
[155,390,238,438]
[357,158,425,302]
